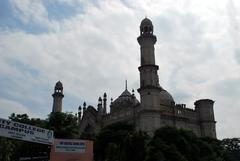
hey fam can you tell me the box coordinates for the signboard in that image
[55,139,86,153]
[50,139,93,161]
[0,117,53,145]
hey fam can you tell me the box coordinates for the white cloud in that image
[10,0,48,24]
[0,98,31,119]
[9,0,65,32]
[0,0,240,138]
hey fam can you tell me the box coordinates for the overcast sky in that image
[0,0,240,139]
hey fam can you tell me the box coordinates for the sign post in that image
[50,139,93,161]
[0,117,53,145]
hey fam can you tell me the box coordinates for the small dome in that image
[140,17,153,27]
[159,90,175,106]
[55,81,63,90]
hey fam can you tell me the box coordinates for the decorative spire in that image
[98,96,102,105]
[125,80,128,90]
[132,89,135,96]
[103,93,107,114]
[83,102,86,111]
[78,105,82,122]
[111,98,113,104]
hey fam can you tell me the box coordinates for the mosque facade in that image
[52,18,216,138]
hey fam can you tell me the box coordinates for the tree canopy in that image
[47,112,79,138]
[94,122,148,161]
[222,138,240,161]
[94,124,240,161]
[145,127,223,161]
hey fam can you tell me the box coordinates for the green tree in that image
[145,126,223,161]
[105,143,120,161]
[94,125,228,161]
[0,137,15,161]
[222,138,240,161]
[9,113,48,127]
[123,131,148,161]
[47,112,79,138]
[94,122,148,161]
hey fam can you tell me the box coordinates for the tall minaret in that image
[137,18,161,109]
[52,81,64,112]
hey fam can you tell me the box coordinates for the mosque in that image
[51,18,216,138]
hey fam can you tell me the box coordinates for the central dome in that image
[113,89,135,104]
[111,88,140,113]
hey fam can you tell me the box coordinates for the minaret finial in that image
[125,80,127,90]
